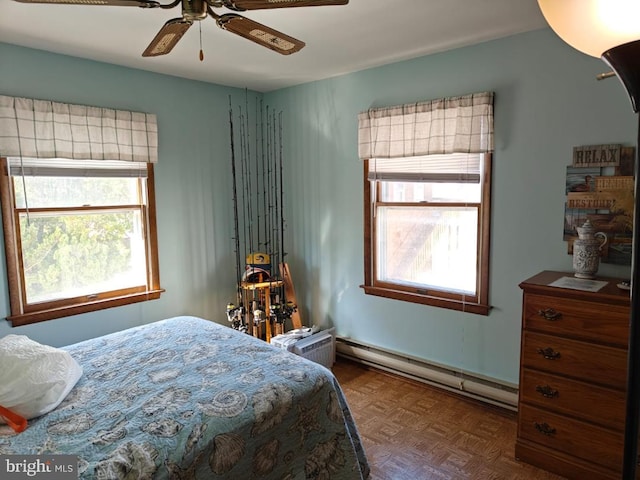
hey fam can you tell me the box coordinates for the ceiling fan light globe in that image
[537,0,640,57]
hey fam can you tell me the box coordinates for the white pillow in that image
[0,334,83,422]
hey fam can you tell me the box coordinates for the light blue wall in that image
[264,28,635,384]
[0,43,248,347]
[0,27,636,385]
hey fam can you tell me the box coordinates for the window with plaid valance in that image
[359,91,494,315]
[0,95,162,326]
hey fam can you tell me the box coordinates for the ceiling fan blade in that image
[221,0,347,10]
[216,14,304,55]
[142,18,192,57]
[13,0,158,6]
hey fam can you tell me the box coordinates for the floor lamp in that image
[537,1,640,477]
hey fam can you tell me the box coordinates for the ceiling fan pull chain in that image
[199,22,204,61]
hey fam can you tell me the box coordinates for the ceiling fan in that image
[12,0,349,57]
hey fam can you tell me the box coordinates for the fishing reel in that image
[269,300,297,324]
[226,302,245,332]
[252,305,266,324]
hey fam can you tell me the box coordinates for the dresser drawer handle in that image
[534,422,556,436]
[537,308,562,321]
[536,347,561,360]
[535,385,559,398]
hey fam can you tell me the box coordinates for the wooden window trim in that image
[8,290,164,327]
[361,155,492,315]
[0,158,163,327]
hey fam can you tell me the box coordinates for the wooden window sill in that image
[361,285,490,316]
[8,289,165,327]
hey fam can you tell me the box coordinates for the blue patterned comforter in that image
[0,316,369,479]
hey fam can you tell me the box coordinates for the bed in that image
[0,316,370,479]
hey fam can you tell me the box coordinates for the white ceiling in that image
[0,0,549,92]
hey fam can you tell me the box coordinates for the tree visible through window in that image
[0,158,162,326]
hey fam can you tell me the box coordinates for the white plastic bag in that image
[0,334,83,422]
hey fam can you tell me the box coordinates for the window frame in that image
[361,154,492,315]
[0,157,163,326]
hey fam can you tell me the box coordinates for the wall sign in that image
[564,145,634,266]
[572,144,621,168]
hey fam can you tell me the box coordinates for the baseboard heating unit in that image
[336,337,518,411]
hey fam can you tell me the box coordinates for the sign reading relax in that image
[573,144,621,167]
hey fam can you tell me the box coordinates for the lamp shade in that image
[540,4,640,480]
[537,0,640,57]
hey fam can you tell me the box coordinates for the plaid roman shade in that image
[0,95,158,163]
[358,91,494,159]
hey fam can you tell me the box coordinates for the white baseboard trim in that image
[336,337,518,412]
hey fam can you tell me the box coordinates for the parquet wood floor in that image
[332,358,566,480]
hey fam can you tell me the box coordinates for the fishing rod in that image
[266,107,280,329]
[243,90,255,256]
[226,96,246,332]
[239,107,247,257]
[272,110,280,273]
[265,106,273,259]
[278,111,285,284]
[255,98,260,250]
[238,106,254,329]
[278,111,295,320]
[274,109,296,328]
[261,99,267,252]
[238,105,260,318]
[228,97,242,293]
[240,107,254,257]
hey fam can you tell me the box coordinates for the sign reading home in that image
[0,455,77,479]
[572,144,621,167]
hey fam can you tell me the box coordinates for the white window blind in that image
[368,153,481,183]
[7,157,149,178]
[0,95,158,163]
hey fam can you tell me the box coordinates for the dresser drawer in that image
[523,293,629,346]
[520,368,625,430]
[518,404,623,472]
[521,331,628,388]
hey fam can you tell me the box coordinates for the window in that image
[358,92,494,314]
[0,158,162,326]
[362,153,492,314]
[0,95,162,326]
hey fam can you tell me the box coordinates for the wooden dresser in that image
[516,271,631,480]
